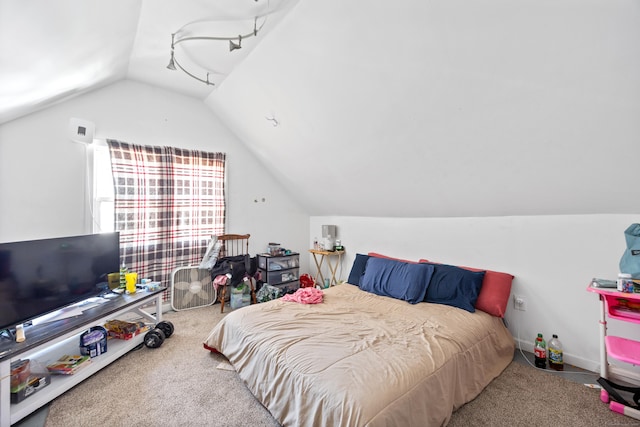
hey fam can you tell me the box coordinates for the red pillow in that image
[368,252,418,264]
[419,259,513,318]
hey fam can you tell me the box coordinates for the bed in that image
[204,254,515,427]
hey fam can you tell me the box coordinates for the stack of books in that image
[46,355,91,375]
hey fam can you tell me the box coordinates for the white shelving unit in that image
[0,289,164,426]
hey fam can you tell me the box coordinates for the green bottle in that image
[534,333,547,369]
[119,263,127,289]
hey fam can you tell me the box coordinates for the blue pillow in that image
[360,257,434,304]
[347,253,370,285]
[423,264,485,312]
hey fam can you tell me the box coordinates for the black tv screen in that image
[0,232,120,332]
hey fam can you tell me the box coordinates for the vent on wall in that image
[68,117,95,144]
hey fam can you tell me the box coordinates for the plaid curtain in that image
[107,140,226,300]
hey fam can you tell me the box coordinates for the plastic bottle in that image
[119,263,128,289]
[534,333,547,369]
[548,334,564,371]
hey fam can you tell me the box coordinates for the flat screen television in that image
[0,232,120,332]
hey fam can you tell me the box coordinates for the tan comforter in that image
[204,284,514,427]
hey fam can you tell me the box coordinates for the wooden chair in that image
[216,234,257,312]
[217,234,250,258]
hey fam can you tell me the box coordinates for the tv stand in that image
[0,288,165,426]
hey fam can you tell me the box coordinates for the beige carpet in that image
[45,308,278,427]
[45,307,640,427]
[447,362,639,427]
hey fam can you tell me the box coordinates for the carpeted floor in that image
[447,361,638,427]
[31,307,640,426]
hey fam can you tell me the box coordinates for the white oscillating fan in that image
[170,266,217,311]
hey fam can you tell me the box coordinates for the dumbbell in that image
[143,320,174,349]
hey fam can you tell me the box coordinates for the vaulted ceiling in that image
[2,0,639,218]
[0,0,297,123]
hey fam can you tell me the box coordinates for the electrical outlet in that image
[513,295,527,311]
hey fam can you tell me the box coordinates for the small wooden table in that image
[309,249,345,287]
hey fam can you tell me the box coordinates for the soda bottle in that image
[119,263,128,289]
[534,333,547,369]
[548,334,564,371]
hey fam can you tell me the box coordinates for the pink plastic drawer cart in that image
[587,284,640,419]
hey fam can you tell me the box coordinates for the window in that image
[92,139,226,298]
[92,141,115,233]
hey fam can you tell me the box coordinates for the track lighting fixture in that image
[167,1,268,86]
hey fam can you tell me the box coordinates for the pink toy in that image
[610,401,640,421]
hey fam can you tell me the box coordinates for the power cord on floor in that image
[514,309,598,378]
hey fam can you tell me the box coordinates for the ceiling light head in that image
[167,51,177,70]
[229,35,242,52]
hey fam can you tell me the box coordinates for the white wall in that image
[0,80,310,272]
[310,214,640,377]
[3,78,639,377]
[211,0,640,218]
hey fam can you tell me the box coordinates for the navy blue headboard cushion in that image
[347,253,370,285]
[423,264,486,312]
[359,257,435,304]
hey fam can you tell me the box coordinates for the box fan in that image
[169,234,251,311]
[170,267,217,311]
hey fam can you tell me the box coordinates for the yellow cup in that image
[125,272,138,294]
